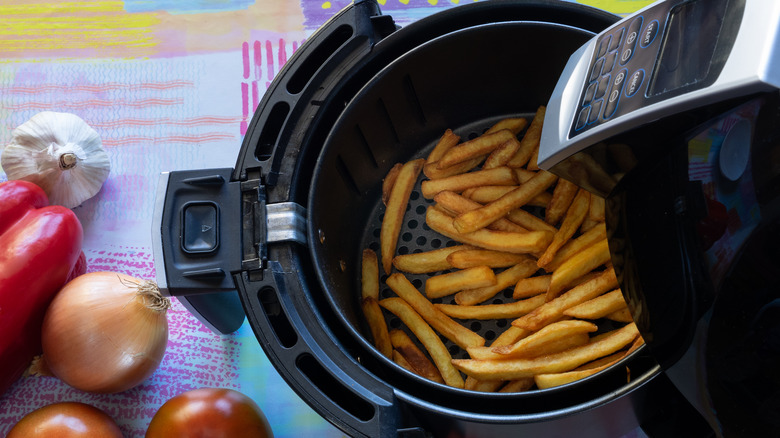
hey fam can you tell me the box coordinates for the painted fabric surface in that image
[0,1,651,436]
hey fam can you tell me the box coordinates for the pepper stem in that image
[59,152,78,170]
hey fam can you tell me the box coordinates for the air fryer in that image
[151,1,733,437]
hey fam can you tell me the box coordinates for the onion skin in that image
[41,271,169,393]
[7,402,123,438]
[145,388,273,438]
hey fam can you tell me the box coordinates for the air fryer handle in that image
[238,260,408,438]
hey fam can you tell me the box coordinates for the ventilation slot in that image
[286,24,354,95]
[255,101,290,161]
[259,286,297,348]
[335,154,361,196]
[402,74,427,125]
[297,352,375,422]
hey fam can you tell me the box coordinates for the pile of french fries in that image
[360,106,644,392]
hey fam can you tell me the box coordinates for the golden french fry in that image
[382,163,403,206]
[534,361,613,389]
[465,185,551,209]
[379,297,464,388]
[392,245,475,274]
[361,297,392,358]
[506,208,558,234]
[493,320,597,358]
[447,249,531,269]
[499,378,535,393]
[437,129,515,169]
[545,179,579,225]
[563,289,627,320]
[486,117,528,135]
[434,191,526,233]
[381,158,425,274]
[465,377,505,392]
[389,329,444,383]
[507,106,545,168]
[421,166,517,199]
[465,326,533,361]
[393,349,415,372]
[580,217,601,233]
[427,129,461,164]
[435,294,545,320]
[386,273,485,349]
[513,274,551,299]
[527,144,540,171]
[362,249,380,300]
[426,206,554,255]
[513,267,619,332]
[514,168,536,183]
[605,307,634,323]
[544,222,607,272]
[455,258,540,306]
[484,137,522,169]
[451,323,639,381]
[589,194,606,222]
[575,350,627,371]
[425,266,497,299]
[546,238,611,301]
[537,189,591,269]
[453,170,557,234]
[424,156,485,179]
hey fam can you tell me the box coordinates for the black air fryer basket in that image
[154,1,713,437]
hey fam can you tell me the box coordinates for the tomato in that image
[145,387,273,438]
[7,402,123,438]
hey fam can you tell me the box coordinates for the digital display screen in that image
[648,0,728,96]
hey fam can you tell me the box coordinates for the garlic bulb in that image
[1,111,110,208]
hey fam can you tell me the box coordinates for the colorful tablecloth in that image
[0,1,652,436]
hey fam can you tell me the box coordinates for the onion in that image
[41,271,170,393]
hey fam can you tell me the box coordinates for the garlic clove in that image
[1,112,110,208]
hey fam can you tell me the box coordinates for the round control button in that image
[641,20,659,48]
[626,69,645,97]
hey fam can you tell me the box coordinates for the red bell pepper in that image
[0,180,85,395]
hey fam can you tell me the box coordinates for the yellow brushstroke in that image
[575,0,655,15]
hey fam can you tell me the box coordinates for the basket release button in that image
[182,202,220,253]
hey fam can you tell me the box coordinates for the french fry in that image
[447,249,531,269]
[499,378,536,393]
[426,129,461,164]
[513,274,551,299]
[514,168,536,183]
[465,326,533,361]
[545,179,578,225]
[381,158,425,274]
[534,360,615,389]
[390,329,444,383]
[466,378,505,392]
[436,129,515,169]
[563,289,627,320]
[435,294,545,320]
[506,208,558,234]
[392,244,474,274]
[589,194,606,222]
[425,266,497,299]
[527,144,540,171]
[452,170,557,234]
[361,249,380,300]
[393,349,415,372]
[513,267,619,331]
[575,350,628,371]
[486,117,528,135]
[493,320,597,358]
[537,189,591,269]
[386,273,485,349]
[421,166,517,199]
[464,185,551,209]
[507,106,545,168]
[580,217,600,233]
[546,238,611,301]
[455,258,540,306]
[361,297,392,358]
[382,163,403,206]
[451,323,639,381]
[424,156,485,179]
[426,206,554,255]
[605,307,634,323]
[543,222,607,272]
[434,191,526,233]
[379,297,465,388]
[484,137,522,169]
